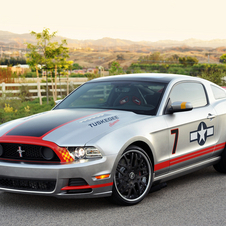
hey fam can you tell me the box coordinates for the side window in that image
[169,82,207,108]
[211,85,226,99]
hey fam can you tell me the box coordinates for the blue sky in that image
[0,0,225,41]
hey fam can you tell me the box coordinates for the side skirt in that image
[153,156,221,183]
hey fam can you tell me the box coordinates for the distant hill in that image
[0,30,225,48]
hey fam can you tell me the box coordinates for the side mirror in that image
[55,99,62,105]
[168,101,193,114]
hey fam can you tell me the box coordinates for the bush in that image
[0,68,17,83]
[69,73,86,78]
[199,69,226,86]
[25,72,37,78]
[168,67,186,75]
[86,73,101,81]
[0,98,55,124]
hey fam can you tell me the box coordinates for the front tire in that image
[110,146,153,205]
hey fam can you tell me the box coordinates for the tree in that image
[186,56,198,66]
[179,57,187,66]
[72,63,83,70]
[109,61,124,75]
[179,56,198,66]
[220,54,226,63]
[166,54,179,64]
[149,52,163,63]
[26,44,43,105]
[199,69,226,86]
[26,28,72,103]
[47,38,72,100]
[138,52,164,64]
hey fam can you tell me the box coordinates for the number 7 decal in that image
[171,128,179,154]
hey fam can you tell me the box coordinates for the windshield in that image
[54,81,167,115]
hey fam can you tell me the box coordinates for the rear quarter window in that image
[211,85,226,100]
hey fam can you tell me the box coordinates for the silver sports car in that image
[0,73,226,205]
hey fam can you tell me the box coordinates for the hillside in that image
[0,30,225,68]
[0,30,226,48]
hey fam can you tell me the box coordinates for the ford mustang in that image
[0,73,226,205]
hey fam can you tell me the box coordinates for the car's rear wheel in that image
[213,147,226,173]
[110,146,153,205]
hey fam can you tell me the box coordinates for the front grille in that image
[0,143,60,162]
[0,176,56,192]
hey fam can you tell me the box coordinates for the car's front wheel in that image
[110,146,153,205]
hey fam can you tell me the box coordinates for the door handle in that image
[207,113,215,120]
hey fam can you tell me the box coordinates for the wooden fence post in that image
[2,82,5,98]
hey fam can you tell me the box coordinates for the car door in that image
[164,82,219,172]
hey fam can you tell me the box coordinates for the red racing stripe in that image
[170,146,214,166]
[40,110,112,138]
[154,161,170,171]
[154,142,225,172]
[61,182,113,191]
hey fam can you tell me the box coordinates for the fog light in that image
[41,147,54,160]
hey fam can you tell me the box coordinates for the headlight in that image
[67,147,102,160]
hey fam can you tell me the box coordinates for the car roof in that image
[88,73,204,84]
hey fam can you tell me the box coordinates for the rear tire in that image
[110,145,153,206]
[213,147,226,173]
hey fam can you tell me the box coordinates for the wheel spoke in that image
[123,155,130,166]
[126,187,132,198]
[136,183,142,195]
[132,186,138,197]
[121,184,130,195]
[131,152,134,167]
[140,172,149,177]
[134,153,138,168]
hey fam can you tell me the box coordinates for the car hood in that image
[0,109,148,146]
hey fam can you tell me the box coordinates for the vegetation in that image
[219,54,226,63]
[72,63,83,70]
[0,57,26,66]
[199,69,226,86]
[139,52,181,64]
[26,28,73,104]
[179,56,199,66]
[0,68,17,83]
[0,98,55,124]
[109,61,124,75]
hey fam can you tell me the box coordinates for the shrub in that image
[0,98,55,124]
[199,69,226,86]
[25,72,37,78]
[69,73,86,78]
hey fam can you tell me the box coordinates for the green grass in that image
[0,98,55,124]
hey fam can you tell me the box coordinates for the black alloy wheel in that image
[111,146,153,205]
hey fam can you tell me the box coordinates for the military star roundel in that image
[190,122,214,146]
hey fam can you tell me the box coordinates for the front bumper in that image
[0,155,116,198]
